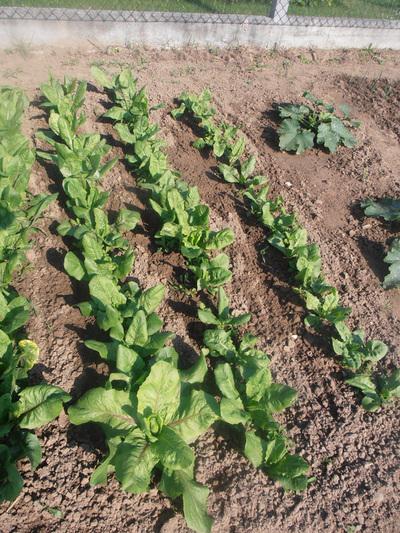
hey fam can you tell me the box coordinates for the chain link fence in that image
[0,0,399,28]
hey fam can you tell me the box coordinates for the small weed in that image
[360,44,384,64]
[299,54,312,64]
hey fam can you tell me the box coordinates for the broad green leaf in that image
[91,65,113,89]
[137,361,180,423]
[22,431,42,470]
[0,445,23,503]
[267,454,309,482]
[278,118,314,154]
[383,238,400,289]
[125,310,148,347]
[139,284,165,314]
[89,275,127,307]
[182,475,213,533]
[15,385,71,429]
[262,383,297,413]
[203,329,236,358]
[214,363,239,400]
[84,340,110,360]
[346,374,376,394]
[179,352,208,385]
[362,198,400,222]
[116,208,141,231]
[170,390,218,443]
[197,308,219,326]
[244,431,266,468]
[151,426,194,470]
[220,397,249,425]
[90,438,119,485]
[113,429,158,494]
[68,388,134,430]
[64,251,85,281]
[18,340,40,371]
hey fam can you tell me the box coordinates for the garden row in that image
[171,88,400,412]
[1,70,398,532]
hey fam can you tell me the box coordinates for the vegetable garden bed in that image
[0,45,399,533]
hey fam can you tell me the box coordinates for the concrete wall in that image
[0,18,399,50]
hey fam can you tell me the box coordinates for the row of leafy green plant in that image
[172,89,400,413]
[0,87,70,503]
[362,198,400,290]
[37,75,221,533]
[91,67,311,495]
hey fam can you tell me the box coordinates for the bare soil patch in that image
[0,45,399,533]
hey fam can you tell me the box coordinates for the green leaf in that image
[116,208,141,232]
[113,429,158,494]
[139,284,165,314]
[179,471,213,533]
[244,431,266,468]
[22,432,42,470]
[267,453,309,487]
[91,66,113,89]
[125,310,148,347]
[197,308,219,326]
[151,426,194,470]
[64,251,85,281]
[278,118,314,154]
[0,445,23,503]
[346,374,376,394]
[137,361,180,423]
[15,385,71,429]
[203,329,236,358]
[262,383,297,413]
[170,390,218,444]
[84,340,110,360]
[68,388,134,430]
[214,363,239,400]
[90,439,119,485]
[362,198,400,222]
[179,352,208,385]
[383,238,400,289]
[220,397,249,425]
[89,275,126,307]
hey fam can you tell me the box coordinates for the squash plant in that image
[173,90,399,413]
[362,198,400,290]
[277,92,360,154]
[38,76,217,533]
[0,87,70,503]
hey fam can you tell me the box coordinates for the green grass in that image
[0,0,272,16]
[1,0,398,20]
[289,0,400,20]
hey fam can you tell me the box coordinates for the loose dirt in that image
[0,44,399,533]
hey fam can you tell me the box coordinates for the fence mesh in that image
[0,0,398,28]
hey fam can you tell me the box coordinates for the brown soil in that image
[0,45,399,533]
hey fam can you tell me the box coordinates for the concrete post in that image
[269,0,290,24]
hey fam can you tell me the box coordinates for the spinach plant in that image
[199,289,311,491]
[0,86,69,503]
[94,68,310,493]
[92,68,234,294]
[39,75,217,533]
